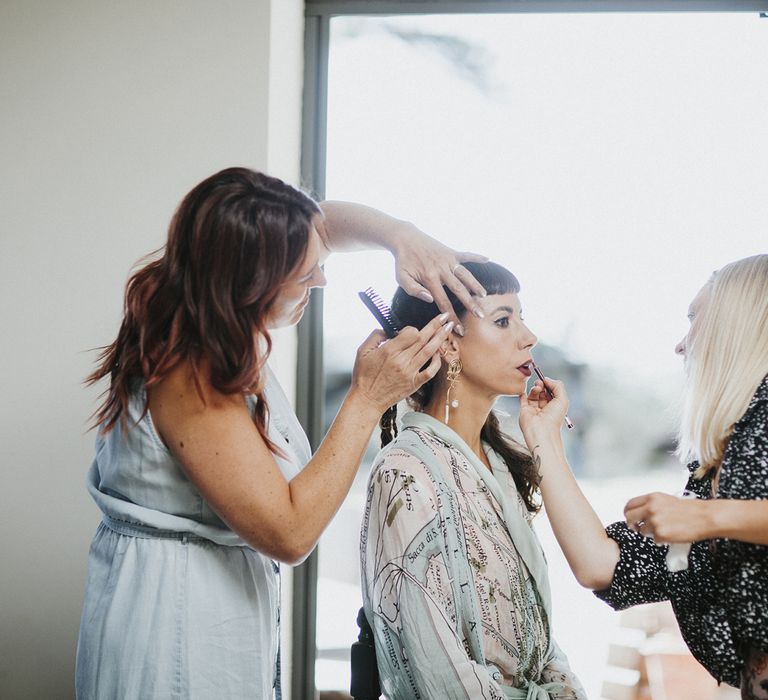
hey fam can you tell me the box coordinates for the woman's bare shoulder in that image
[148,360,251,445]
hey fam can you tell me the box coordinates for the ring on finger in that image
[635,520,654,539]
[451,263,462,274]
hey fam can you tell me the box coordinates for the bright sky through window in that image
[322,12,767,390]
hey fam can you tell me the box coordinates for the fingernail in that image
[443,321,455,334]
[418,291,434,303]
[439,312,450,323]
[480,288,487,298]
[455,324,465,336]
[473,307,485,319]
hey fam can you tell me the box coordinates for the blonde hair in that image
[677,254,768,478]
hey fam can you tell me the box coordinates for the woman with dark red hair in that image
[75,167,486,699]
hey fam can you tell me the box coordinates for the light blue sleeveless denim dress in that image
[75,366,310,699]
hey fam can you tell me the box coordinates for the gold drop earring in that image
[444,358,462,423]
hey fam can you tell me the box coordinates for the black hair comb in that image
[358,287,402,338]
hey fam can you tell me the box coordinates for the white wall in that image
[0,1,305,696]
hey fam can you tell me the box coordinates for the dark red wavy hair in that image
[87,167,320,451]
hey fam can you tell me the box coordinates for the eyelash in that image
[495,312,525,327]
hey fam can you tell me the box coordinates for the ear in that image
[439,336,461,362]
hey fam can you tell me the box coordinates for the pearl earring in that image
[444,358,462,423]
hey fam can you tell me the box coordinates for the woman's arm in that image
[318,201,488,330]
[526,434,620,590]
[626,401,768,545]
[149,317,452,565]
[519,380,620,590]
[624,492,768,545]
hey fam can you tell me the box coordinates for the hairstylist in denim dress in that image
[75,167,488,699]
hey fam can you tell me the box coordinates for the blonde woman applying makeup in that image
[520,254,768,697]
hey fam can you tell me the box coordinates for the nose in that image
[521,325,537,350]
[675,336,686,356]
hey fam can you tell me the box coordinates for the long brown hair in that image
[87,167,320,451]
[380,261,541,513]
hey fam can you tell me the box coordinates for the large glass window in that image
[313,11,768,697]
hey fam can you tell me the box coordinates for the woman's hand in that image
[349,313,454,414]
[624,492,710,544]
[317,202,488,334]
[519,378,569,445]
[390,226,489,333]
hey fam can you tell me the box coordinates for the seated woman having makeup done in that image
[360,261,586,699]
[520,254,768,698]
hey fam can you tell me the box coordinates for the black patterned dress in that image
[594,376,768,687]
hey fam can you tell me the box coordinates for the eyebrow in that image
[492,305,518,315]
